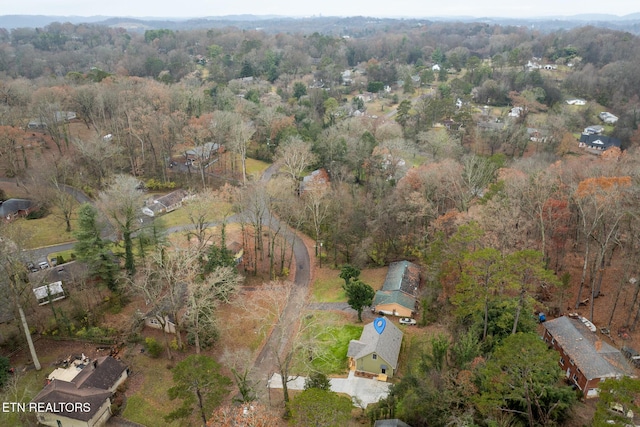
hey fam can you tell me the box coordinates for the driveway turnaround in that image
[268,371,391,407]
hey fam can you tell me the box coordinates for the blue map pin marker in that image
[374,317,386,335]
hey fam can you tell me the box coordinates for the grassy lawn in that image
[159,200,232,229]
[311,272,346,303]
[408,152,428,167]
[245,157,270,178]
[13,206,79,249]
[47,249,75,264]
[395,324,451,377]
[311,267,388,303]
[0,369,43,426]
[296,311,363,375]
[121,356,184,427]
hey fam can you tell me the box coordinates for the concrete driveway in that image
[268,371,391,407]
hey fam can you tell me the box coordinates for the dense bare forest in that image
[3,17,640,427]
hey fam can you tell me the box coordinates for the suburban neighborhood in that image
[1,8,640,427]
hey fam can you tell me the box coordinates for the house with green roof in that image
[372,260,420,317]
[347,318,403,379]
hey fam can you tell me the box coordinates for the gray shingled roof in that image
[381,261,420,296]
[147,189,188,214]
[0,198,32,218]
[544,316,634,380]
[31,380,112,421]
[372,290,417,311]
[347,319,403,369]
[72,356,127,391]
[31,356,127,421]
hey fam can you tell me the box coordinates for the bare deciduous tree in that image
[276,136,317,192]
[98,174,145,275]
[72,136,123,188]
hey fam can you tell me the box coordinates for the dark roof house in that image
[543,316,635,398]
[578,134,621,152]
[0,198,34,222]
[33,380,112,425]
[32,356,128,427]
[71,356,128,393]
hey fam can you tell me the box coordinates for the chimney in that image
[595,340,602,352]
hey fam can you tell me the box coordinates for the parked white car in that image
[399,317,416,325]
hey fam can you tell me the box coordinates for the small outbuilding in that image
[33,281,66,306]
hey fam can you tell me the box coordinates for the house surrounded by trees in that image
[543,316,635,398]
[372,261,420,317]
[347,318,403,379]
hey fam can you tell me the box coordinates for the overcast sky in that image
[2,0,639,19]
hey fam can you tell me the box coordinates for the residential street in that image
[10,164,317,403]
[247,162,313,398]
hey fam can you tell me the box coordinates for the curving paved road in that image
[247,163,312,398]
[8,166,315,399]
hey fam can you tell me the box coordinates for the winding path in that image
[7,166,316,400]
[246,163,312,398]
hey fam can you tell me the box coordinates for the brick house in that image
[542,316,635,397]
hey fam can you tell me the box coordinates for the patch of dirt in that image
[558,250,640,355]
[0,120,99,181]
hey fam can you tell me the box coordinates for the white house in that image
[141,189,189,217]
[566,99,586,106]
[508,107,524,117]
[599,112,619,124]
[33,281,66,306]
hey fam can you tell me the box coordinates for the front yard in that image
[12,205,79,249]
[311,266,388,303]
[296,310,363,375]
